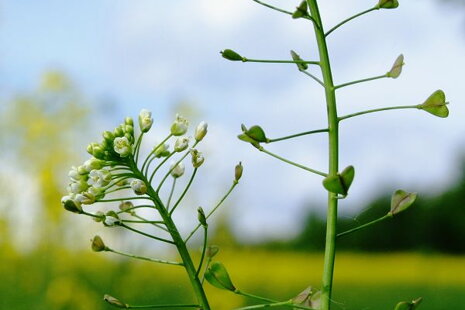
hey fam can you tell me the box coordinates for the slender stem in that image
[169,169,198,216]
[338,105,418,121]
[121,219,165,224]
[325,7,378,37]
[233,301,291,310]
[119,223,175,244]
[133,214,169,232]
[185,181,238,243]
[235,290,277,303]
[105,186,131,195]
[196,225,208,276]
[300,70,325,87]
[141,134,173,172]
[107,248,183,266]
[116,205,157,214]
[156,146,196,193]
[166,178,177,210]
[127,304,199,309]
[334,74,387,90]
[268,128,328,143]
[148,153,175,183]
[200,257,212,284]
[337,214,391,238]
[258,145,327,177]
[251,0,319,26]
[97,197,151,203]
[134,132,145,164]
[244,58,319,66]
[307,1,339,309]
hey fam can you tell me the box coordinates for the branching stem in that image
[268,128,328,143]
[325,7,378,37]
[334,74,387,90]
[339,105,418,121]
[337,214,391,238]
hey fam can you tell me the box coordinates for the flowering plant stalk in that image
[62,110,243,309]
[216,0,448,309]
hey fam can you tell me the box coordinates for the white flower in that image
[170,161,185,178]
[154,143,170,158]
[190,149,205,168]
[195,121,208,142]
[174,137,189,152]
[113,136,132,157]
[131,179,147,195]
[139,109,153,133]
[89,169,112,187]
[68,166,82,181]
[67,180,89,194]
[170,114,189,136]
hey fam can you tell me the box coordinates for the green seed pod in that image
[221,49,244,61]
[389,190,417,216]
[417,90,449,118]
[377,0,399,9]
[91,235,108,252]
[206,245,220,258]
[205,262,236,291]
[394,297,422,310]
[387,54,404,79]
[103,295,128,308]
[322,165,355,196]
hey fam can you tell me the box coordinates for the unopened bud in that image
[170,162,185,178]
[104,211,121,227]
[125,117,134,126]
[195,121,208,142]
[376,0,399,9]
[221,49,244,61]
[119,201,135,215]
[138,109,153,133]
[198,207,207,227]
[113,137,132,157]
[234,162,243,182]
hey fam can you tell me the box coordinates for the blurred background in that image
[1,0,464,309]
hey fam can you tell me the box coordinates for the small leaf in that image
[394,297,423,310]
[378,0,399,9]
[205,262,236,291]
[292,1,309,19]
[221,49,244,61]
[417,90,449,118]
[387,54,404,78]
[322,166,355,196]
[290,50,308,71]
[389,190,417,216]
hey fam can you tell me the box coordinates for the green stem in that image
[244,58,319,66]
[300,70,325,87]
[307,1,339,309]
[268,128,328,143]
[258,146,327,177]
[105,186,132,195]
[251,0,319,26]
[334,74,387,90]
[116,205,157,214]
[233,301,291,310]
[97,197,152,203]
[169,168,198,216]
[133,214,169,233]
[134,132,145,164]
[234,290,277,303]
[121,219,165,224]
[325,7,378,37]
[127,304,199,309]
[166,178,177,210]
[141,134,173,172]
[337,214,391,238]
[148,153,175,183]
[338,105,418,121]
[119,223,175,244]
[107,248,183,266]
[185,181,238,243]
[196,225,208,276]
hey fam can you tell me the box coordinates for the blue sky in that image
[1,0,465,243]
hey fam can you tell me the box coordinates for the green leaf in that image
[292,1,309,19]
[417,90,449,118]
[377,0,399,9]
[394,297,423,310]
[205,262,236,291]
[389,190,417,216]
[387,54,404,79]
[290,50,308,71]
[322,166,355,196]
[221,49,244,61]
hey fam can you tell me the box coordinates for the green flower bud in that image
[131,179,147,195]
[92,146,105,160]
[138,109,153,133]
[113,126,124,137]
[322,165,355,196]
[198,207,207,227]
[235,162,243,182]
[190,149,205,168]
[377,0,399,9]
[389,190,417,216]
[62,197,83,214]
[195,121,208,142]
[113,137,132,157]
[103,295,128,309]
[170,114,189,136]
[103,130,115,142]
[83,158,105,172]
[125,124,134,135]
[221,49,244,61]
[91,235,108,252]
[125,116,134,126]
[387,54,404,79]
[417,90,449,118]
[292,1,309,19]
[205,262,236,291]
[174,137,189,152]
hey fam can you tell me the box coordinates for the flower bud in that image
[234,162,243,182]
[89,169,112,188]
[103,130,115,143]
[125,116,134,126]
[88,186,105,200]
[131,179,147,195]
[125,124,134,135]
[322,165,355,196]
[154,143,170,158]
[205,262,236,291]
[103,295,128,308]
[206,245,220,258]
[76,192,95,205]
[377,0,399,9]
[113,126,124,137]
[68,166,81,181]
[113,136,132,157]
[170,162,185,178]
[195,121,208,142]
[198,207,207,227]
[138,109,153,133]
[67,180,88,194]
[417,90,449,118]
[91,235,108,252]
[190,149,205,168]
[221,49,244,61]
[170,114,189,136]
[174,137,189,152]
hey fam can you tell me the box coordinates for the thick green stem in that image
[307,1,339,309]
